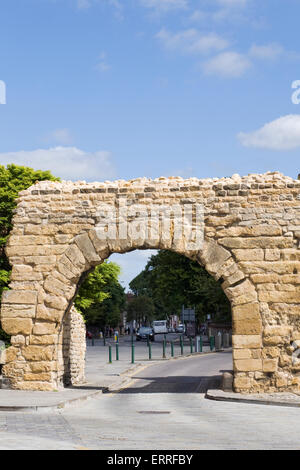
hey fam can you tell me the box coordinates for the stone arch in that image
[53,233,254,388]
[1,172,300,393]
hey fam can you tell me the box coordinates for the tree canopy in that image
[126,295,155,326]
[74,261,126,330]
[129,250,231,325]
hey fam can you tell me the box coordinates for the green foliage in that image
[75,261,126,330]
[126,295,155,326]
[129,250,231,324]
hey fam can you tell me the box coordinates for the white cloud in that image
[76,0,123,18]
[43,128,73,145]
[216,0,248,7]
[139,0,188,13]
[249,43,284,61]
[96,52,111,72]
[238,115,300,150]
[0,147,116,181]
[203,51,251,77]
[188,10,207,23]
[156,28,229,55]
[213,0,249,22]
[77,0,91,9]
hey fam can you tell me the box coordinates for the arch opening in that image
[59,247,233,388]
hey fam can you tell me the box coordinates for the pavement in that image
[2,350,300,449]
[206,389,300,408]
[1,335,300,411]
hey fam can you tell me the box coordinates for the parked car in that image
[136,327,155,341]
[176,324,185,334]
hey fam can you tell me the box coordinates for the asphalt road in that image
[117,350,232,394]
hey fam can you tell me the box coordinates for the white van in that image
[152,320,168,334]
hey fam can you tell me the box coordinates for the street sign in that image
[181,307,195,322]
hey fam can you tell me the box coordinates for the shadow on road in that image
[117,374,222,394]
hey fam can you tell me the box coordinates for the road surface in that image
[1,351,300,450]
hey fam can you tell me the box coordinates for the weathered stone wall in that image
[59,306,86,386]
[1,171,300,392]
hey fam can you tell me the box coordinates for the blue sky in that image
[1,0,300,288]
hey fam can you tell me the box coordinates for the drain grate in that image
[138,411,171,414]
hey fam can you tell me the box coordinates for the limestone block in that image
[219,237,293,249]
[29,361,57,373]
[233,319,262,335]
[24,255,57,265]
[36,304,64,322]
[264,325,292,337]
[233,349,252,359]
[56,255,82,281]
[29,334,56,345]
[11,265,33,274]
[44,294,68,310]
[22,345,54,361]
[1,290,37,305]
[198,240,231,276]
[8,235,52,246]
[263,358,278,373]
[234,359,262,372]
[1,318,32,335]
[232,302,260,322]
[75,233,101,265]
[32,322,56,335]
[233,249,264,261]
[2,346,19,363]
[23,372,52,382]
[218,225,282,238]
[265,249,281,261]
[225,279,257,306]
[232,335,262,349]
[234,376,251,389]
[44,275,69,297]
[205,215,241,227]
[222,270,245,288]
[64,244,87,269]
[1,304,36,318]
[259,291,300,303]
[251,274,279,283]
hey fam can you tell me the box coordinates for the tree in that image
[129,250,231,325]
[75,261,126,331]
[126,295,155,327]
[0,164,59,344]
